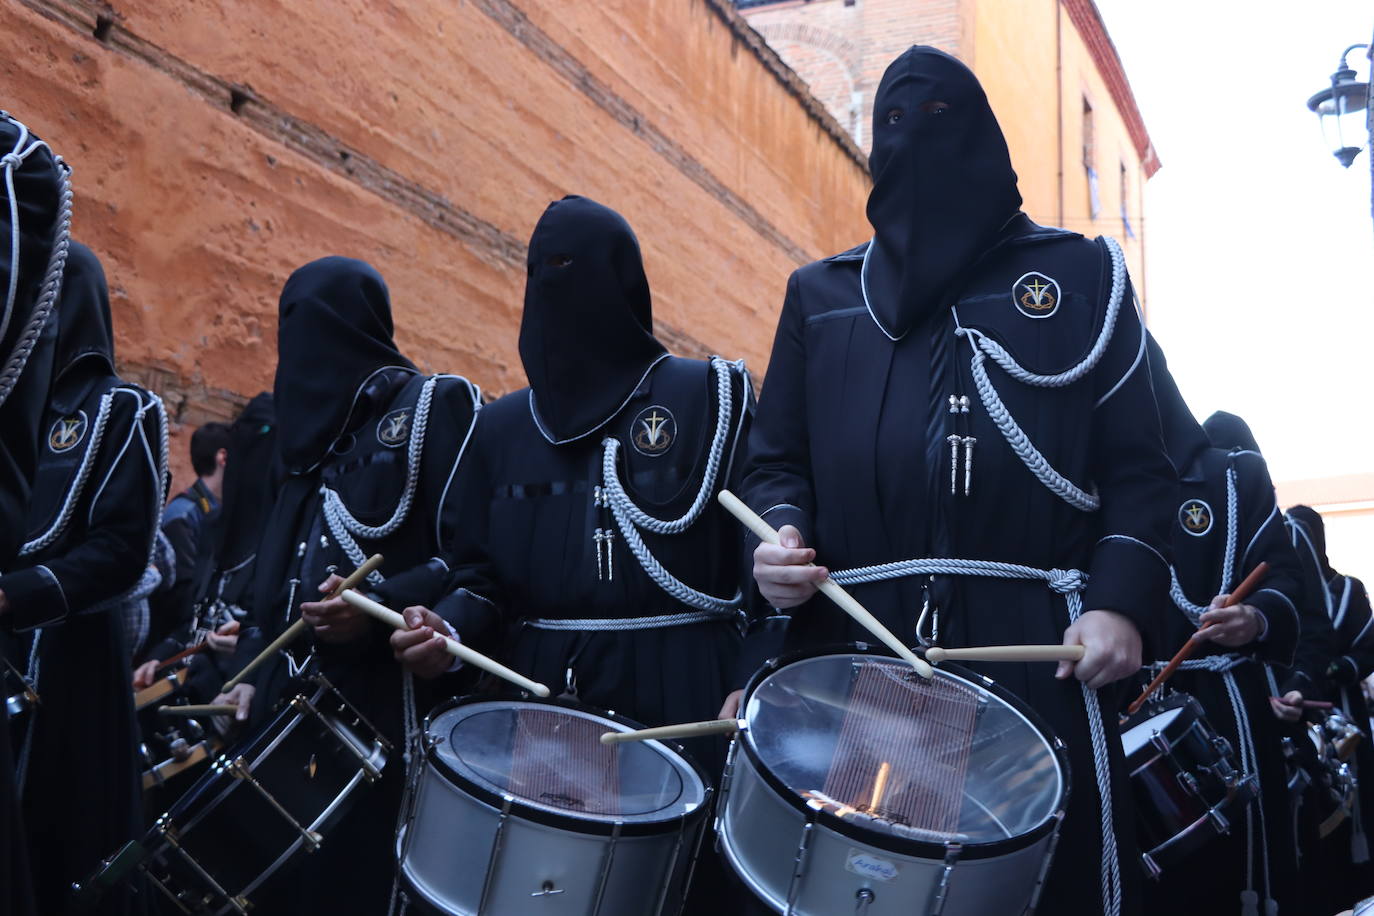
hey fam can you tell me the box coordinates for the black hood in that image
[1,114,65,365]
[1203,411,1261,454]
[1287,504,1332,580]
[274,257,416,475]
[519,196,667,444]
[1145,334,1210,476]
[863,46,1023,340]
[50,241,117,413]
[217,391,280,572]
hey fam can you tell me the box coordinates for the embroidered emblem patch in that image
[48,411,88,454]
[631,405,676,457]
[376,408,411,448]
[1179,499,1213,537]
[1012,271,1061,319]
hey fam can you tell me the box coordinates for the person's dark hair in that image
[190,422,232,477]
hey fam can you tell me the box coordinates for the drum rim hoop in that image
[734,643,1071,861]
[421,692,714,838]
[1119,692,1204,764]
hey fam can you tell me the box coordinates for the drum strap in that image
[829,558,1124,916]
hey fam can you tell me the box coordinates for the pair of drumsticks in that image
[200,554,551,718]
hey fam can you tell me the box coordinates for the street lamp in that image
[1307,43,1370,168]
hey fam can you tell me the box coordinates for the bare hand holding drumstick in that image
[1194,592,1263,647]
[390,606,458,680]
[752,525,828,608]
[301,573,374,644]
[1054,610,1142,691]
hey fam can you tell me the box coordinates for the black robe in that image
[1284,506,1374,911]
[739,222,1176,915]
[0,111,67,916]
[237,257,481,914]
[1144,434,1304,911]
[0,242,166,916]
[434,355,752,763]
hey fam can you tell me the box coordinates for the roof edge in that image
[1061,0,1161,178]
[703,0,870,173]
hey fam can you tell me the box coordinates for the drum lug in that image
[1141,852,1163,881]
[784,819,816,915]
[1206,804,1231,834]
[1175,770,1202,798]
[854,887,876,914]
[927,843,963,916]
[1211,735,1233,759]
[1149,730,1171,755]
[477,796,514,915]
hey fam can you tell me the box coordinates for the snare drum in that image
[129,675,389,915]
[1307,719,1357,839]
[717,646,1070,916]
[1119,692,1258,877]
[398,696,710,915]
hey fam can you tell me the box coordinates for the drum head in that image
[431,700,706,827]
[1120,706,1186,757]
[743,653,1065,847]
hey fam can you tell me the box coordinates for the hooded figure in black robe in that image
[1142,339,1303,915]
[404,196,752,911]
[221,257,481,915]
[0,241,166,916]
[738,47,1177,916]
[0,110,68,916]
[1282,505,1374,910]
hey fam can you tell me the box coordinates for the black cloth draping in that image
[233,257,479,916]
[0,111,66,916]
[738,202,1176,913]
[863,46,1022,341]
[0,243,162,916]
[519,195,667,444]
[1142,339,1304,913]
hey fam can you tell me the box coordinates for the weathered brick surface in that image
[2,0,872,492]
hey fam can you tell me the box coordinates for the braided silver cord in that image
[19,390,118,556]
[320,376,436,587]
[600,356,736,534]
[0,114,72,409]
[830,556,1086,594]
[1169,464,1241,625]
[974,236,1127,388]
[600,357,744,613]
[604,485,742,614]
[966,344,1100,511]
[952,236,1129,514]
[78,391,170,616]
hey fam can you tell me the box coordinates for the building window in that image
[1120,162,1135,239]
[1083,97,1100,219]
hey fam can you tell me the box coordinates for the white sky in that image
[1095,1,1374,486]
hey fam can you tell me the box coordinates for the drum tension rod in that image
[221,756,323,851]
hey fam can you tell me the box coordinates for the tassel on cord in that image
[1240,889,1259,916]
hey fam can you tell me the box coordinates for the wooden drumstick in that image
[1127,561,1270,715]
[717,490,933,679]
[599,718,742,745]
[338,589,552,698]
[158,704,239,717]
[925,645,1086,664]
[221,554,385,691]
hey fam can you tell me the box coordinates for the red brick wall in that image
[1,0,871,494]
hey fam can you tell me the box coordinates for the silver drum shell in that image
[717,739,1059,915]
[399,742,707,915]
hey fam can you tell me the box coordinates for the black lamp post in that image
[1307,43,1371,168]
